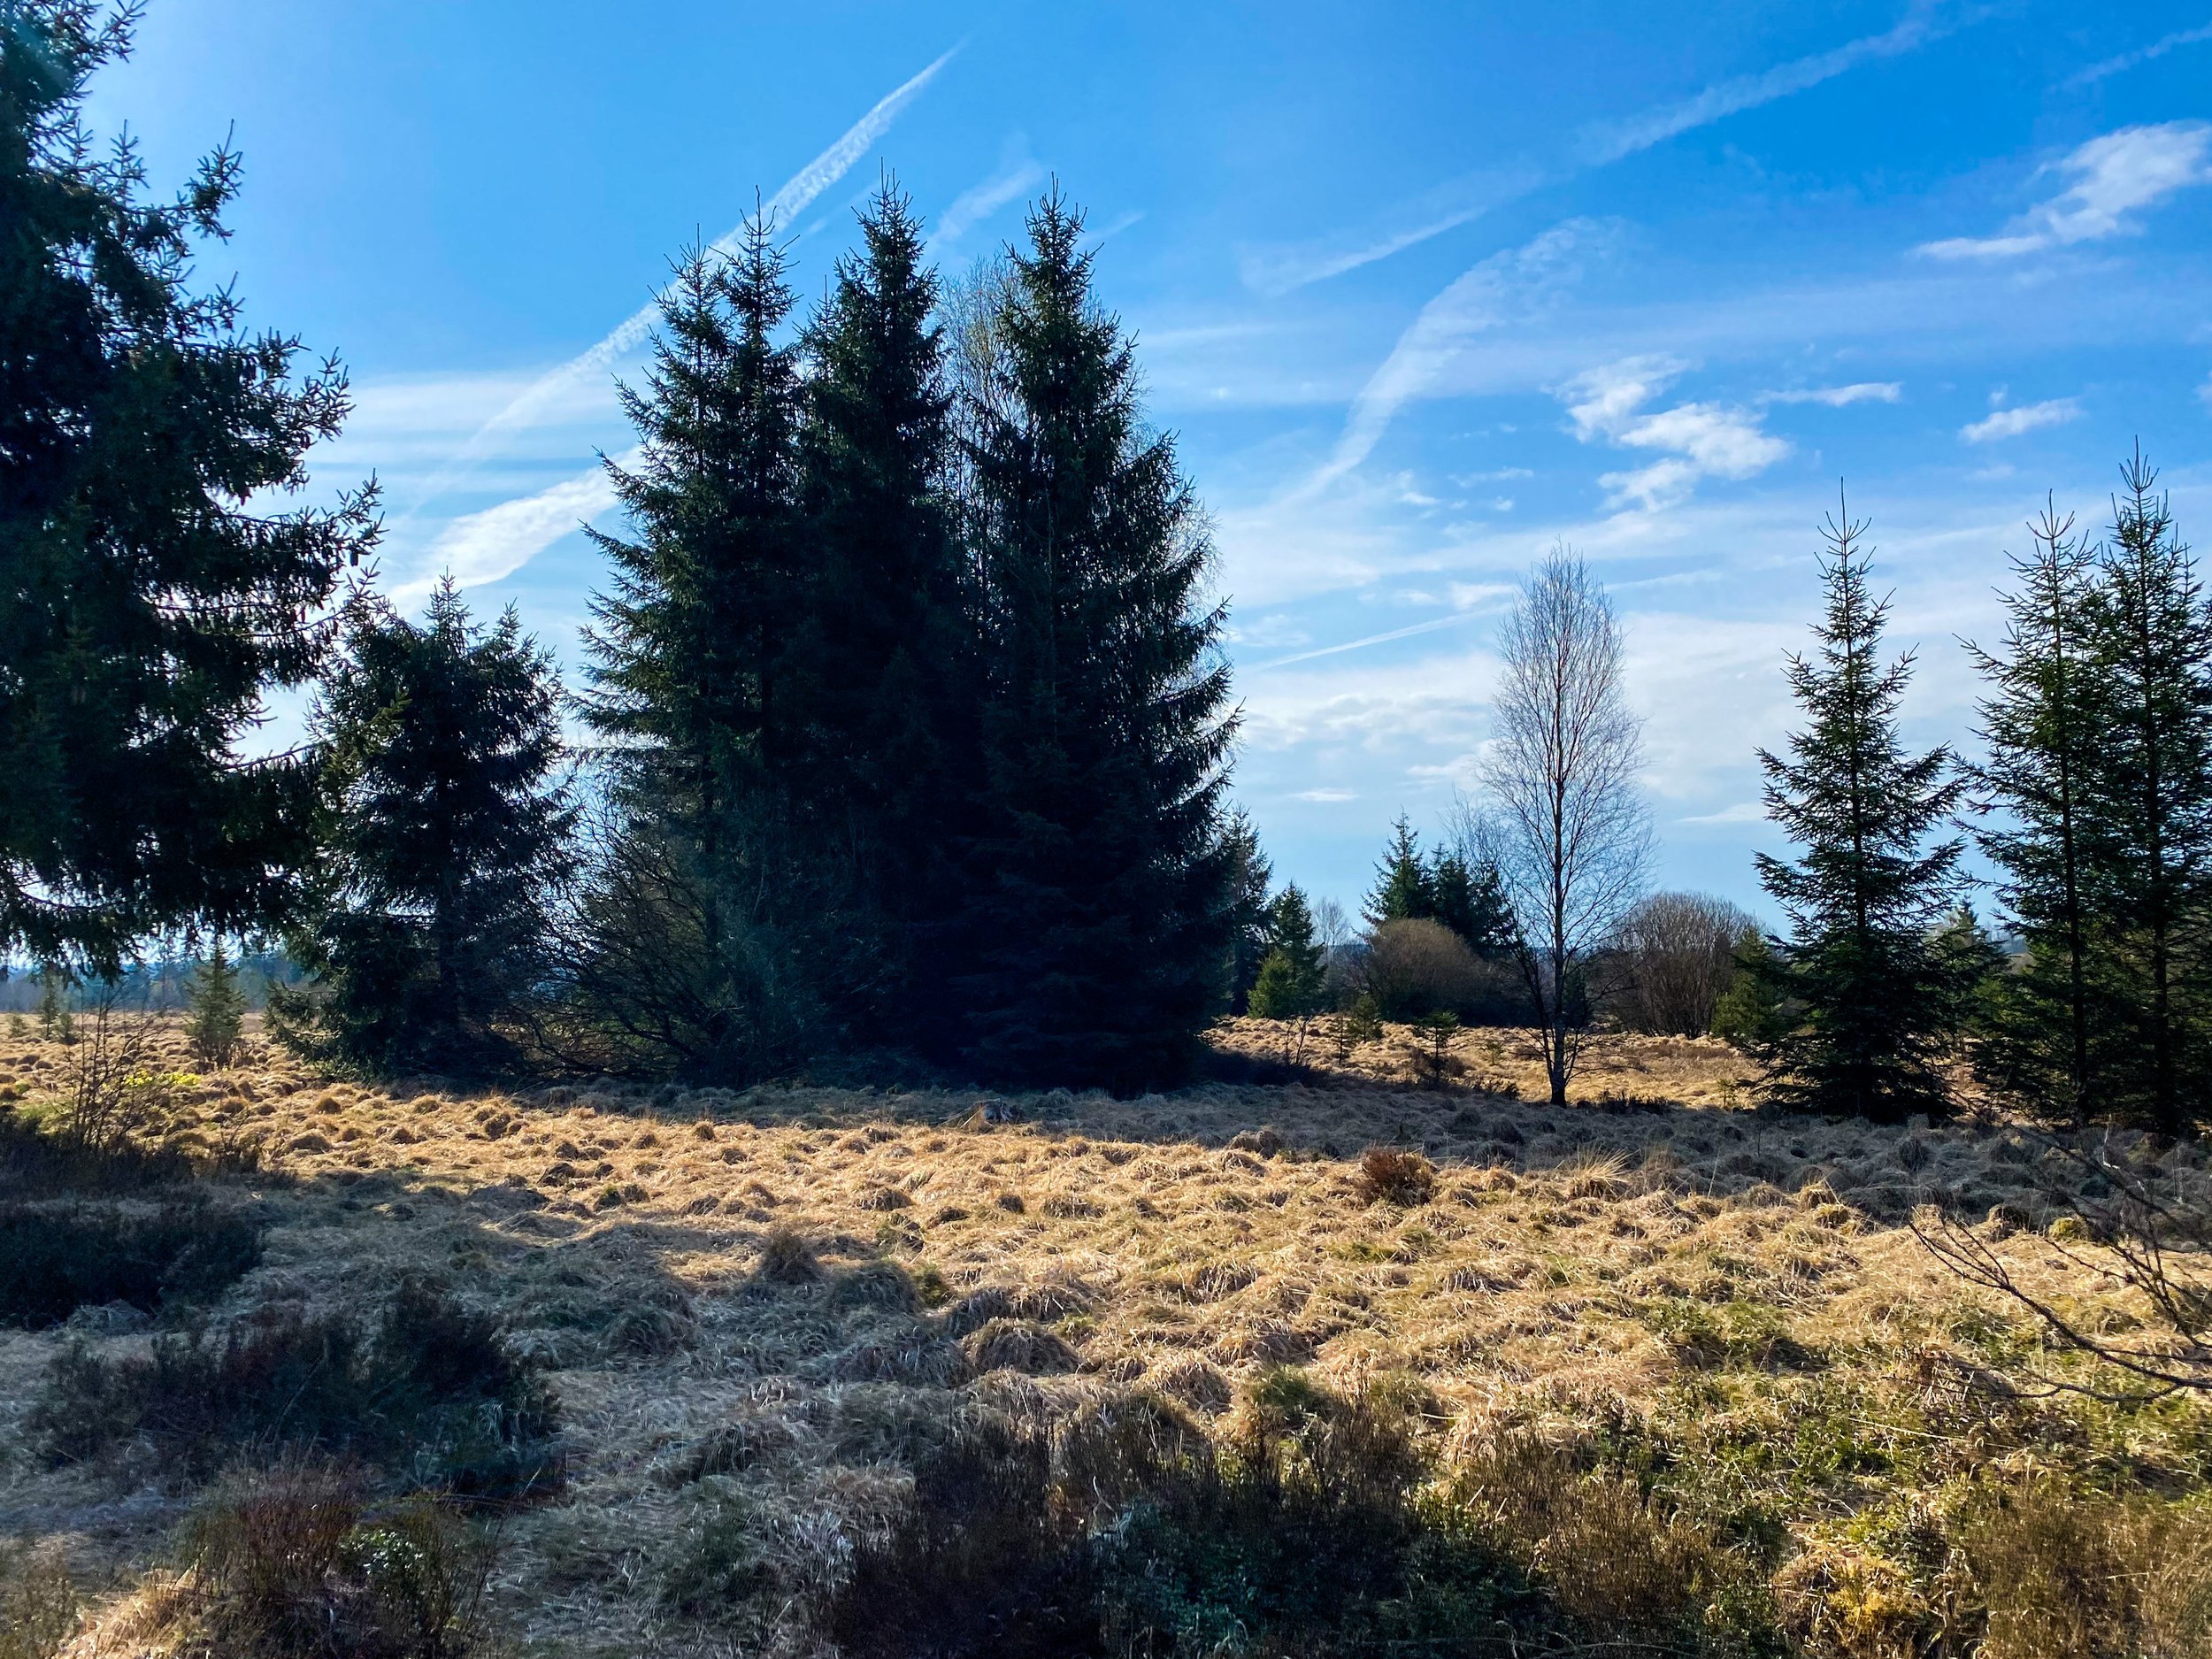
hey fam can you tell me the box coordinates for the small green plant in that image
[35,970,72,1046]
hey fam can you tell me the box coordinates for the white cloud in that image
[389,453,633,604]
[1238,165,1548,295]
[1302,221,1600,495]
[1960,397,2080,443]
[1761,381,1902,406]
[1573,8,1944,166]
[1561,357,1789,510]
[2065,22,2212,88]
[1678,801,1767,826]
[929,139,1046,253]
[1918,121,2212,259]
[1292,788,1359,803]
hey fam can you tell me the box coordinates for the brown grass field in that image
[3,1014,2209,1656]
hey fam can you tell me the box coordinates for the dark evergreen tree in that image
[275,583,571,1075]
[1963,503,2102,1120]
[1430,849,1519,958]
[1363,817,1433,927]
[2073,450,2212,1133]
[185,935,247,1069]
[1710,927,1793,1053]
[0,4,376,969]
[1248,883,1327,1021]
[953,193,1238,1087]
[578,223,831,1078]
[1755,502,1970,1121]
[792,182,968,1022]
[1221,806,1275,1012]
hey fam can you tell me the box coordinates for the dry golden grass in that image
[3,1014,2208,1657]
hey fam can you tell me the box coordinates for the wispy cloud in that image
[387,49,960,600]
[401,46,960,518]
[2064,20,2212,88]
[1246,612,1483,672]
[1918,121,2212,259]
[1302,220,1597,495]
[1760,381,1902,406]
[1240,8,1955,293]
[1239,165,1548,296]
[1571,5,1945,166]
[1563,356,1789,510]
[1960,397,2079,443]
[1292,788,1359,803]
[929,138,1046,254]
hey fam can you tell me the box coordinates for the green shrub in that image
[31,1277,559,1497]
[0,1201,260,1327]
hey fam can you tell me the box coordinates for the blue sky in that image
[91,2,2212,917]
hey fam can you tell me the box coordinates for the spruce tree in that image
[1431,849,1519,957]
[276,583,572,1075]
[2074,450,2212,1132]
[1755,502,1970,1121]
[954,193,1237,1087]
[186,936,247,1070]
[579,223,828,1077]
[1221,807,1275,1012]
[0,4,376,969]
[1248,884,1327,1021]
[792,182,966,1012]
[1363,817,1433,926]
[1963,503,2101,1120]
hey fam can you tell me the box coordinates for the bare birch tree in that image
[1478,549,1651,1103]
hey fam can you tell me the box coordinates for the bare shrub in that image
[58,979,179,1155]
[1358,918,1487,1021]
[1605,891,1755,1036]
[1357,1147,1436,1206]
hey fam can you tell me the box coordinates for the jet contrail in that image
[400,43,962,518]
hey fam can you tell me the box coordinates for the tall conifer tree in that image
[1,4,375,968]
[1755,502,1969,1121]
[2074,450,2212,1132]
[1221,807,1274,1012]
[1964,503,2101,1120]
[579,223,828,1077]
[792,185,968,1031]
[1364,818,1433,927]
[955,194,1237,1087]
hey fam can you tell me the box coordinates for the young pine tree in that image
[1755,502,1970,1121]
[277,584,572,1076]
[0,4,375,971]
[186,937,248,1070]
[954,193,1238,1087]
[1248,884,1328,1021]
[1963,503,2101,1120]
[2073,449,2212,1133]
[1363,817,1433,927]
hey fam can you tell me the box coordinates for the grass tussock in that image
[0,1017,2208,1655]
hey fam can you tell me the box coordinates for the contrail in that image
[398,43,961,519]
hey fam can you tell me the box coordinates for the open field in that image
[3,1018,2209,1656]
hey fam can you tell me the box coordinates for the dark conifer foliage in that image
[1248,883,1327,1022]
[1221,807,1275,1013]
[2072,450,2212,1133]
[1430,849,1519,960]
[274,583,571,1076]
[1363,818,1433,927]
[1963,503,2102,1120]
[952,194,1237,1087]
[1755,502,1970,1122]
[0,3,375,969]
[575,222,847,1078]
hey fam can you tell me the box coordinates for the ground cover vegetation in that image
[6,4,2212,1655]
